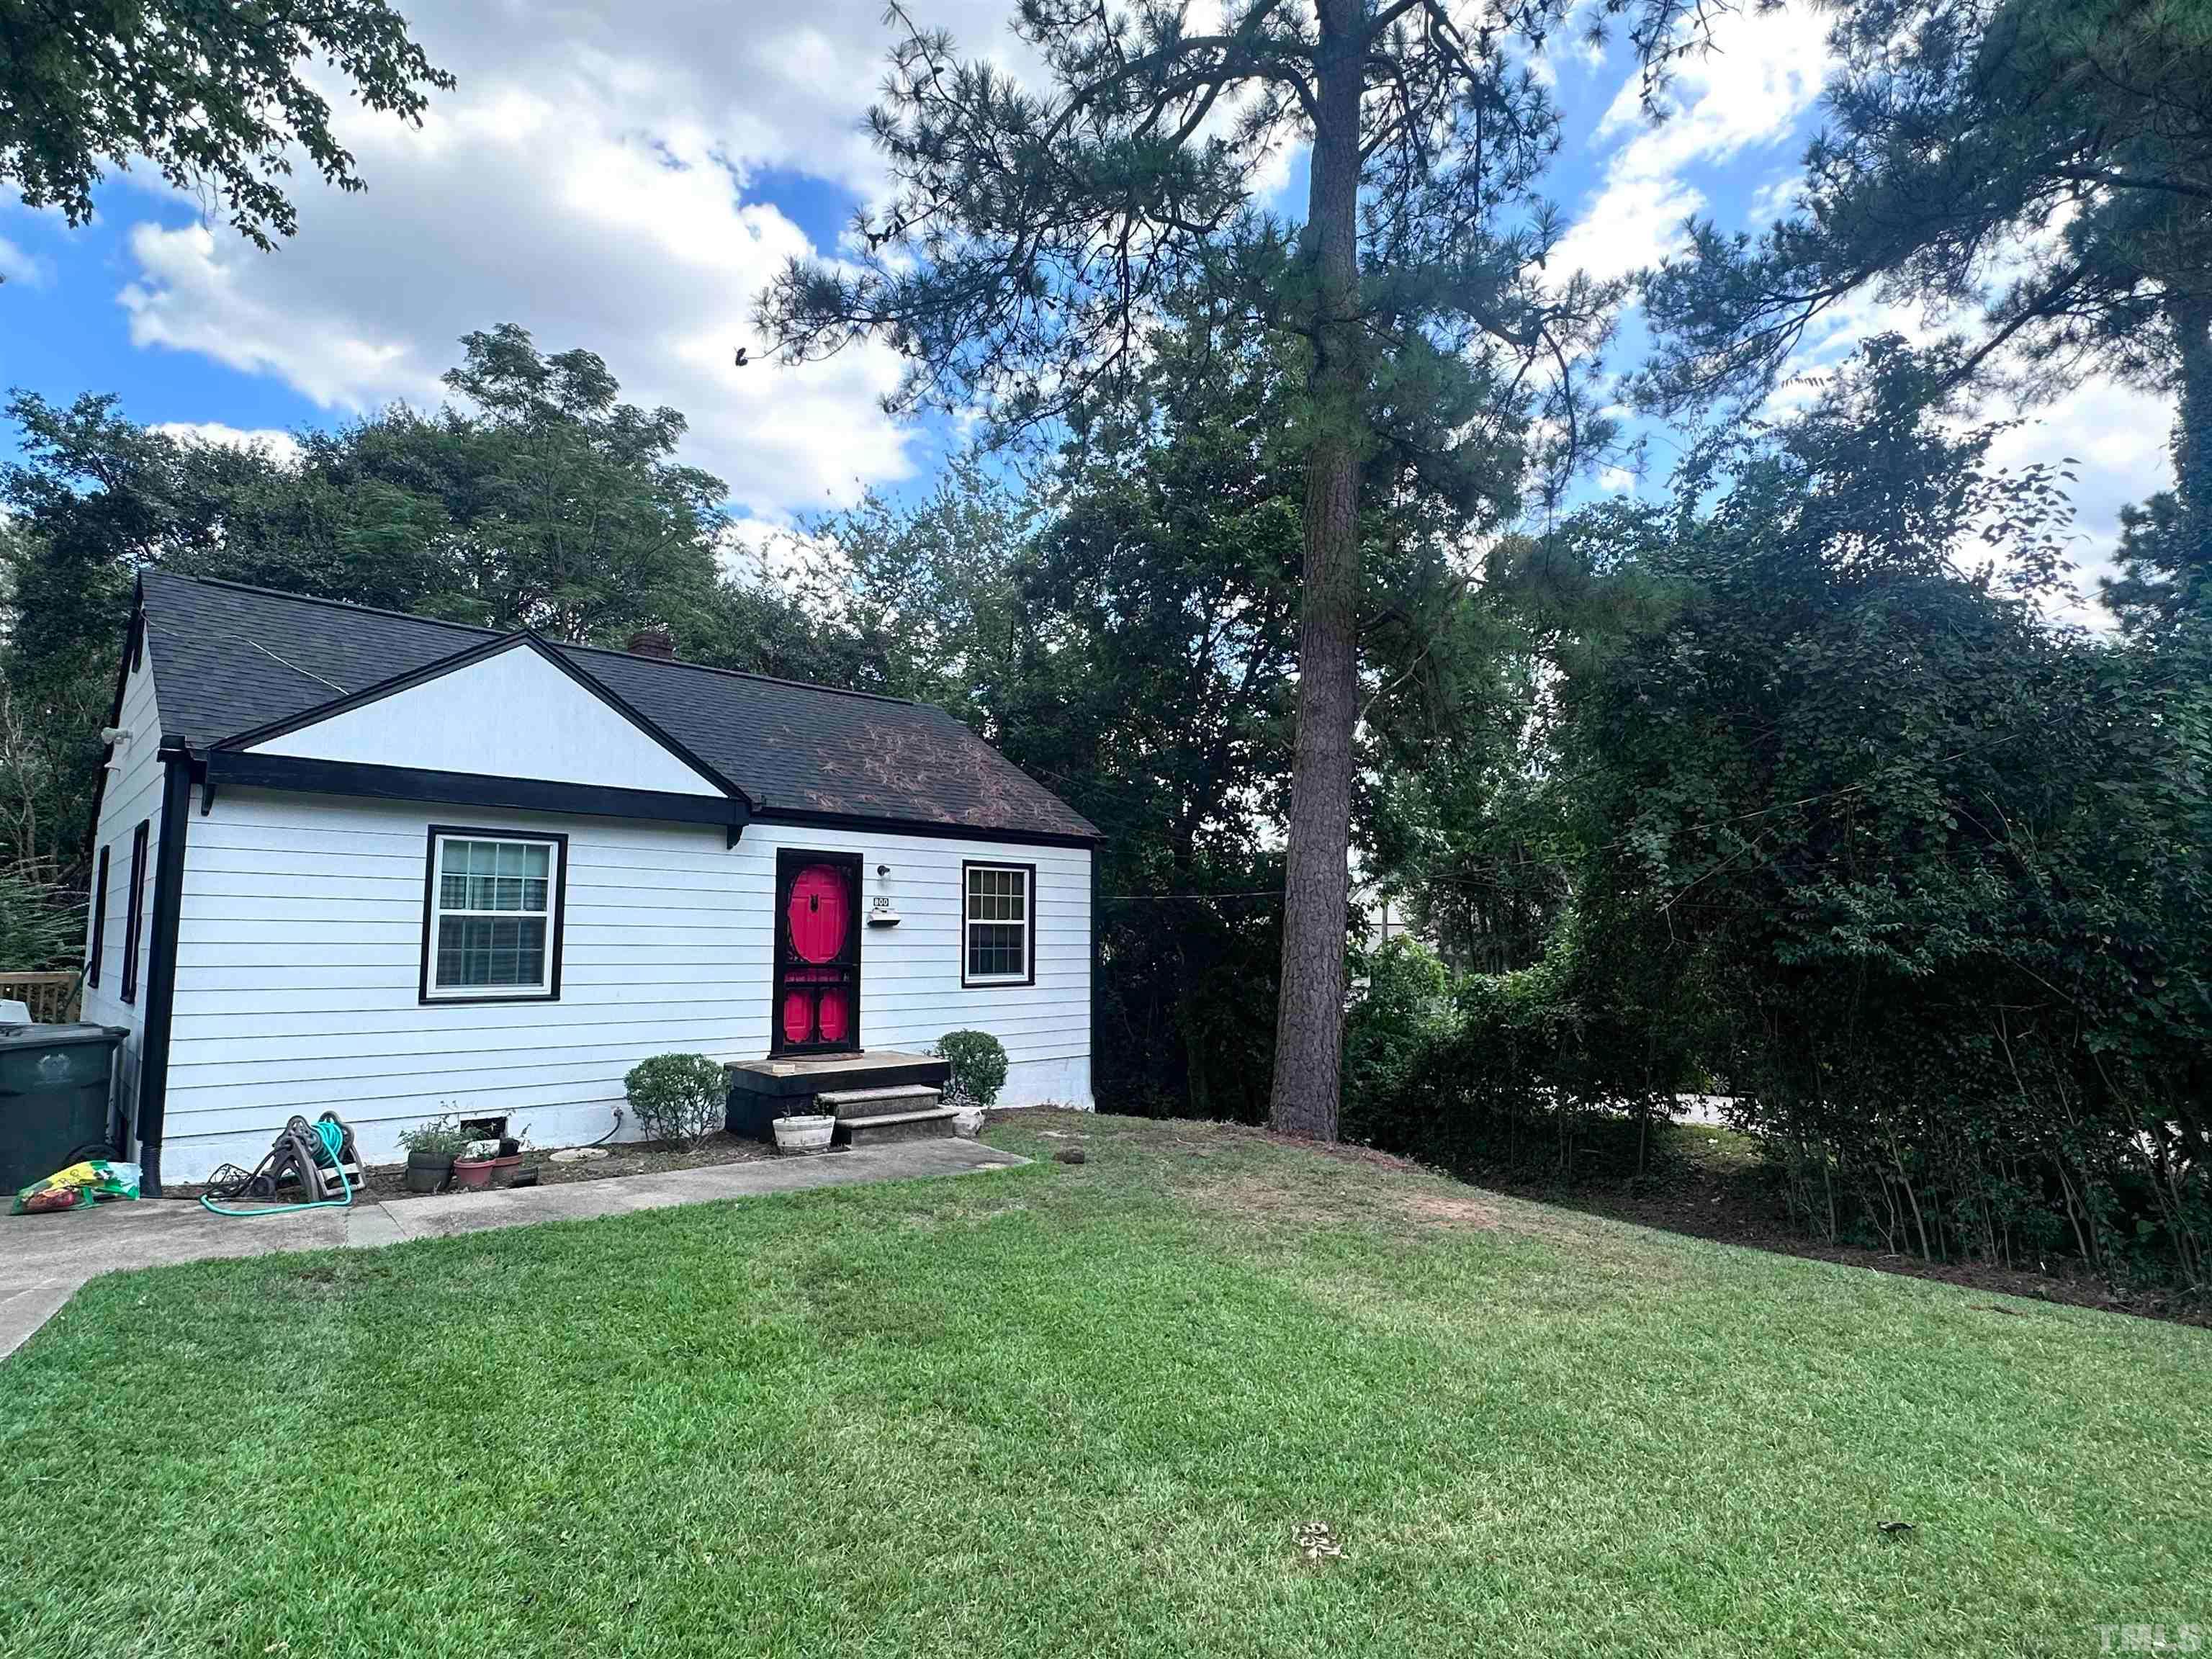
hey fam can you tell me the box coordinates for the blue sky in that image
[0,1,2174,590]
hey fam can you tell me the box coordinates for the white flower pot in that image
[952,1108,986,1139]
[773,1112,837,1153]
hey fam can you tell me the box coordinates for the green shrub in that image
[395,1113,472,1159]
[624,1053,727,1147]
[935,1030,1009,1105]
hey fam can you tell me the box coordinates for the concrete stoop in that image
[817,1083,961,1147]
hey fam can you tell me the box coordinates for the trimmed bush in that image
[624,1053,727,1148]
[935,1030,1009,1106]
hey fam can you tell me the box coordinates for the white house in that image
[81,574,1097,1190]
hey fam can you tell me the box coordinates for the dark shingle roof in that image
[139,572,1096,841]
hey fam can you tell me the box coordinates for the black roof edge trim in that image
[202,751,754,832]
[748,805,1097,849]
[209,629,755,809]
[78,582,145,878]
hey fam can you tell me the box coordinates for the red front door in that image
[771,850,861,1053]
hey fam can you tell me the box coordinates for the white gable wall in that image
[248,644,725,796]
[158,788,1092,1182]
[80,635,165,1137]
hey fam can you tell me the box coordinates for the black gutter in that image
[202,751,752,844]
[749,804,1097,850]
[134,747,194,1197]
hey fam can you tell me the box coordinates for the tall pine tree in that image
[759,0,1677,1138]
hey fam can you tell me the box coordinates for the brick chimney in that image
[627,624,677,660]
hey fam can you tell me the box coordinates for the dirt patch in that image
[1184,1174,1367,1230]
[1180,1169,1498,1236]
[1401,1192,1500,1229]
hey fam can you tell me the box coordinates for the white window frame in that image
[961,860,1035,987]
[421,827,566,1004]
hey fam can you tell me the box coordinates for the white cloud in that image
[1985,379,2173,595]
[1552,175,1705,284]
[1744,169,1800,227]
[1556,6,1836,284]
[0,233,50,287]
[150,421,305,465]
[99,0,1058,523]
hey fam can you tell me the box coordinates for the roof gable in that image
[230,633,735,800]
[137,573,1097,841]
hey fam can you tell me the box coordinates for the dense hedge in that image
[1354,357,2210,1295]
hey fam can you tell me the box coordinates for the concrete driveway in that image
[1,1138,1025,1361]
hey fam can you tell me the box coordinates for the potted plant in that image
[943,1080,986,1139]
[397,1113,471,1193]
[773,1100,836,1154]
[453,1137,501,1189]
[490,1124,531,1187]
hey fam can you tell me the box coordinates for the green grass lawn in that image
[4,1113,2206,1658]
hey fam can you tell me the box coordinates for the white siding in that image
[160,790,1092,1181]
[79,637,165,1137]
[249,643,724,796]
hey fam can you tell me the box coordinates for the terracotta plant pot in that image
[404,1151,453,1194]
[773,1113,836,1154]
[488,1154,523,1187]
[453,1156,495,1190]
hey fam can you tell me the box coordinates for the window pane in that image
[436,916,547,988]
[968,922,1025,979]
[439,839,552,913]
[966,866,1027,924]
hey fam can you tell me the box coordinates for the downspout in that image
[134,747,194,1197]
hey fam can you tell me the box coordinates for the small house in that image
[81,575,1097,1190]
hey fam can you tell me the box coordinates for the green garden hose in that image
[198,1118,355,1218]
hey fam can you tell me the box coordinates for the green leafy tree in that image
[758,0,1671,1139]
[1550,341,2211,1286]
[1640,0,2212,606]
[0,0,452,256]
[0,327,748,881]
[788,452,1041,721]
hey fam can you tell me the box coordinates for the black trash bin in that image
[0,1022,127,1195]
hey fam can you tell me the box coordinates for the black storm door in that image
[770,849,862,1055]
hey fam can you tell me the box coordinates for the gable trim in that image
[213,629,754,809]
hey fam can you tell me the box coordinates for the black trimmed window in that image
[121,821,148,1004]
[419,827,567,1003]
[962,861,1035,986]
[87,846,110,988]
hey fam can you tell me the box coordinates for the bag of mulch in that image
[10,1159,142,1215]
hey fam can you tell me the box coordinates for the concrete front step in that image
[817,1084,943,1123]
[839,1106,961,1147]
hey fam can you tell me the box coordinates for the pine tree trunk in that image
[1267,0,1366,1143]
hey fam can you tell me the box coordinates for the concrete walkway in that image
[0,1138,1025,1362]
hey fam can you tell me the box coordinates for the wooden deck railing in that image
[0,971,82,1023]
